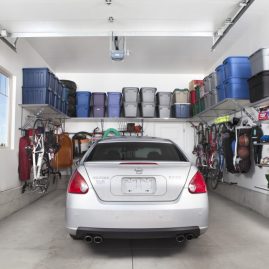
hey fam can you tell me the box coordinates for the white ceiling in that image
[0,0,240,35]
[26,36,212,73]
[0,0,266,73]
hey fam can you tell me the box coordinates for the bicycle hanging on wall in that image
[22,118,61,194]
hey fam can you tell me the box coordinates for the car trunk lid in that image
[83,161,191,202]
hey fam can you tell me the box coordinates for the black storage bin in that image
[248,71,269,103]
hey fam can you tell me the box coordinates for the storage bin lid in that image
[157,91,172,95]
[223,56,250,64]
[93,92,106,95]
[173,103,191,105]
[215,64,224,71]
[249,48,269,58]
[107,92,122,94]
[173,88,189,93]
[76,91,91,94]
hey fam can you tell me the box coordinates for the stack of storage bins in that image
[203,75,211,110]
[107,92,122,117]
[248,48,269,103]
[122,87,139,117]
[223,57,251,99]
[92,92,106,117]
[189,80,203,116]
[22,68,56,108]
[156,92,172,118]
[76,91,91,117]
[61,87,69,115]
[140,87,157,118]
[172,89,191,118]
[61,80,77,117]
[209,72,218,107]
[215,64,226,102]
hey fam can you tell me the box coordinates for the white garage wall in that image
[0,39,58,220]
[203,4,269,203]
[56,73,204,92]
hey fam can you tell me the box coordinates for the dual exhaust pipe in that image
[84,235,103,244]
[84,233,194,244]
[175,234,194,243]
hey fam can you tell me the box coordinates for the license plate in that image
[121,177,156,194]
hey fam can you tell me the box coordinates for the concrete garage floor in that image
[0,190,269,269]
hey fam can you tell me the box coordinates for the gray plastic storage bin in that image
[141,103,155,118]
[172,89,189,103]
[209,72,217,90]
[122,87,139,102]
[140,87,157,102]
[156,92,172,105]
[210,89,218,106]
[249,48,269,76]
[203,76,211,93]
[157,105,171,118]
[123,102,139,117]
[204,93,211,110]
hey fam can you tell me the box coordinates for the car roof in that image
[97,136,174,144]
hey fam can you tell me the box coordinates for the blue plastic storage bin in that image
[223,57,251,79]
[215,65,226,86]
[76,91,91,106]
[107,105,121,117]
[107,92,122,105]
[61,100,68,114]
[55,95,62,111]
[23,68,55,89]
[172,103,191,118]
[57,81,63,99]
[216,85,226,102]
[92,92,106,106]
[76,105,90,117]
[62,87,69,102]
[22,87,54,106]
[224,78,250,99]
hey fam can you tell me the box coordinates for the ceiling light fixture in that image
[212,0,255,50]
[106,0,112,5]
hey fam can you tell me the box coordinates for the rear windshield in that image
[85,142,188,162]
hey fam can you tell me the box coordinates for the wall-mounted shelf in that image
[255,185,269,191]
[66,117,197,123]
[19,104,69,120]
[19,104,69,130]
[193,98,250,121]
[250,96,269,108]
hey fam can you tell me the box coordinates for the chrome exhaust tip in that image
[93,236,103,244]
[186,234,194,241]
[84,235,93,243]
[175,235,185,243]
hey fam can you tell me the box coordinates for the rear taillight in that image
[188,171,207,194]
[68,170,89,194]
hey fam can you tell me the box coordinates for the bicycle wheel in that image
[40,157,50,193]
[210,158,219,190]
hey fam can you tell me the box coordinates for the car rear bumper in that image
[66,187,209,238]
[73,226,201,239]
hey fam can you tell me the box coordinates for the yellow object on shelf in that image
[214,115,230,124]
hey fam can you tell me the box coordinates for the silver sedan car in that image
[66,136,208,244]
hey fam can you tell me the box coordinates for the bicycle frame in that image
[32,133,45,181]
